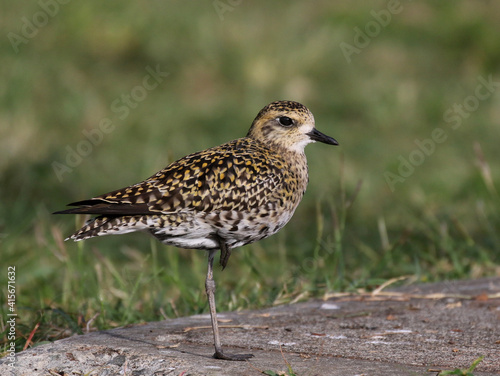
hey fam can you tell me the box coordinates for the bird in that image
[54,100,338,361]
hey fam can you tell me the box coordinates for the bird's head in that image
[247,100,338,153]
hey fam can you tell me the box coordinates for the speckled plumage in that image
[57,101,336,253]
[55,100,338,360]
[60,138,300,249]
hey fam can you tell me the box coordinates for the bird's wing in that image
[54,138,286,216]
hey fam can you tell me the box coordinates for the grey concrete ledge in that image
[1,278,499,375]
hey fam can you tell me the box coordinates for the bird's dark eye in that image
[278,116,293,127]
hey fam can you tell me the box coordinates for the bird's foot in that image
[213,350,254,361]
[219,243,232,270]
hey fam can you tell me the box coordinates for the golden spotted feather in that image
[58,138,307,250]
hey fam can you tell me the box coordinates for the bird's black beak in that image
[307,128,339,145]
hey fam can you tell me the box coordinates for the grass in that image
[262,345,297,376]
[436,356,485,376]
[1,1,499,357]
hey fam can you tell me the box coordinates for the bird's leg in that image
[205,250,223,356]
[205,249,253,361]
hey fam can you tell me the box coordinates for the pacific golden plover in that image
[55,100,338,361]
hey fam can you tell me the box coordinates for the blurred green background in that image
[1,1,499,351]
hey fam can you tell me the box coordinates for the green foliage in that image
[263,345,296,376]
[0,1,499,353]
[438,356,485,376]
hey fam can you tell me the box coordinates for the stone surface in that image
[2,278,499,375]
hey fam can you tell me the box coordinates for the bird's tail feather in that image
[67,215,150,241]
